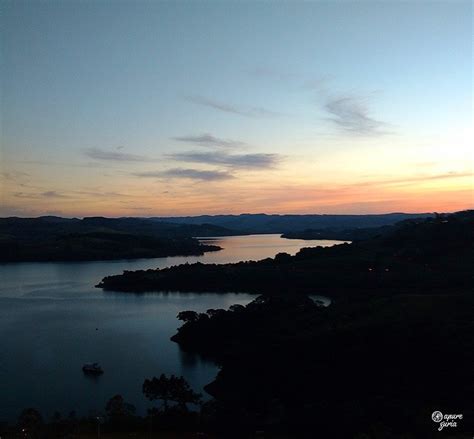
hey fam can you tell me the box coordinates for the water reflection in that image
[0,234,341,421]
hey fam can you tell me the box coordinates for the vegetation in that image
[170,292,474,437]
[94,211,474,436]
[158,210,474,436]
[143,374,202,411]
[281,224,395,240]
[0,213,436,263]
[3,211,473,437]
[105,395,136,427]
[0,217,226,262]
[98,210,473,295]
[1,376,204,438]
[151,212,432,234]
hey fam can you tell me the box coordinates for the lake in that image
[0,234,342,422]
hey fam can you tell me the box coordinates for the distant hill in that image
[99,210,473,294]
[0,217,230,262]
[0,213,440,262]
[0,216,234,241]
[164,210,474,436]
[151,212,433,234]
[96,210,474,438]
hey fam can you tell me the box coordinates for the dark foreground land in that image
[172,292,474,437]
[96,211,474,437]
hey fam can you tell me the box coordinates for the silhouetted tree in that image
[206,308,225,318]
[177,310,199,323]
[143,374,202,411]
[274,252,292,263]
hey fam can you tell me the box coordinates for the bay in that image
[0,235,341,421]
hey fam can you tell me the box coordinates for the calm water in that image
[0,235,341,422]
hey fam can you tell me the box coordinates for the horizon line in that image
[2,209,471,220]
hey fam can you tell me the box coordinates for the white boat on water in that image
[82,362,104,375]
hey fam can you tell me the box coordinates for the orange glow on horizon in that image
[2,174,472,217]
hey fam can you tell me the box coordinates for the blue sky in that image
[1,0,472,216]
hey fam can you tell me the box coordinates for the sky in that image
[1,0,472,217]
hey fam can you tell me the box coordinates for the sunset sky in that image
[1,0,472,217]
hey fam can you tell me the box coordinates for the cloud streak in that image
[84,148,152,162]
[1,171,30,182]
[186,95,279,118]
[13,191,71,199]
[167,151,282,170]
[354,171,473,187]
[324,96,386,136]
[173,133,245,148]
[133,168,234,181]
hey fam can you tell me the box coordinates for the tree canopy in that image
[143,374,202,410]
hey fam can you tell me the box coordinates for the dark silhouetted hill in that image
[152,212,433,233]
[0,217,229,262]
[170,291,474,436]
[98,210,473,295]
[164,210,474,436]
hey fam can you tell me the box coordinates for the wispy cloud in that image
[167,151,282,170]
[1,171,30,182]
[324,95,387,136]
[133,168,234,181]
[42,191,70,198]
[0,203,39,217]
[248,68,389,136]
[10,189,131,200]
[124,206,153,211]
[186,95,279,118]
[354,171,472,187]
[84,148,152,162]
[73,190,127,198]
[13,191,71,199]
[11,159,110,170]
[173,133,245,148]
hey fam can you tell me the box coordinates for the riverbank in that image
[172,291,474,436]
[0,234,325,422]
[161,211,474,436]
[97,212,473,296]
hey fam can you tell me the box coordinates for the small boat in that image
[82,362,104,375]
